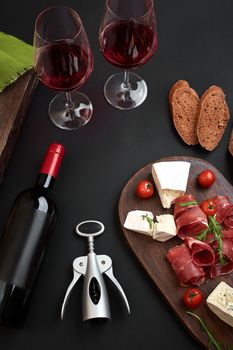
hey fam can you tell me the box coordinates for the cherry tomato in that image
[200,199,217,216]
[198,169,216,188]
[136,180,154,199]
[183,288,203,309]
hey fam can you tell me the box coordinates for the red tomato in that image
[198,170,216,188]
[200,199,217,216]
[183,288,203,309]
[136,180,154,199]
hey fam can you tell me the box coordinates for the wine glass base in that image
[48,91,93,130]
[104,71,148,110]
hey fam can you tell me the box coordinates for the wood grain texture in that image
[0,69,38,182]
[118,156,233,349]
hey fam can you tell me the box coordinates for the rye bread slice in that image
[228,128,233,156]
[169,80,199,145]
[197,86,230,151]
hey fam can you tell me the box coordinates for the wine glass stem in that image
[66,92,75,109]
[65,91,76,120]
[123,70,130,90]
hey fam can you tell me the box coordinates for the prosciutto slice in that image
[185,237,215,266]
[210,238,233,278]
[214,195,231,212]
[223,228,233,239]
[214,195,232,226]
[216,205,233,228]
[167,243,205,286]
[174,194,197,221]
[175,206,208,238]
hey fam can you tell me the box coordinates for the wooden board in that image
[118,156,233,349]
[0,69,38,182]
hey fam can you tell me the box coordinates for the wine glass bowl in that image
[99,0,158,110]
[34,6,93,130]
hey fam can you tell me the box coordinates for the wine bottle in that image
[0,143,65,328]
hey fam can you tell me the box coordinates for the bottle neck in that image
[35,173,56,190]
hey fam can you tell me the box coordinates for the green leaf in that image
[196,228,209,241]
[142,214,154,229]
[196,215,225,264]
[187,311,223,350]
[208,216,225,265]
[179,201,199,207]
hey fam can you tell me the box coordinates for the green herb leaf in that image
[208,216,225,265]
[196,215,225,265]
[196,228,209,241]
[187,311,223,350]
[179,201,199,207]
[142,214,154,229]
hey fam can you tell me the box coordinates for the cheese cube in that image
[152,161,191,208]
[207,281,233,328]
[153,214,177,242]
[123,210,154,236]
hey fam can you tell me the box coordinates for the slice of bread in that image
[228,128,233,156]
[169,80,199,145]
[197,86,230,151]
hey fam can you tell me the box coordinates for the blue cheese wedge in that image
[153,214,177,242]
[152,161,191,208]
[206,281,233,327]
[123,210,154,236]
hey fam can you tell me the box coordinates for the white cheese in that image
[206,281,233,328]
[123,210,154,236]
[151,161,191,208]
[153,214,177,242]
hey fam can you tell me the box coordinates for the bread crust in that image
[228,128,233,156]
[169,80,199,145]
[197,86,230,151]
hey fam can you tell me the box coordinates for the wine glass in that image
[99,0,158,110]
[34,6,93,130]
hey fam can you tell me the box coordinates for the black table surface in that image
[0,0,233,349]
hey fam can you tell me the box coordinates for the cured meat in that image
[167,194,233,285]
[214,195,232,224]
[185,237,215,266]
[217,204,233,228]
[174,194,198,221]
[214,195,231,211]
[210,261,233,278]
[223,228,233,239]
[167,243,205,286]
[176,206,208,238]
[222,238,233,261]
[210,238,233,278]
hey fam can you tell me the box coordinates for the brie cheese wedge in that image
[153,214,177,242]
[206,281,233,328]
[152,161,191,208]
[123,210,154,236]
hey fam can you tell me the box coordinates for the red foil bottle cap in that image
[40,143,65,178]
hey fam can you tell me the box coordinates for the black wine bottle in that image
[0,143,65,328]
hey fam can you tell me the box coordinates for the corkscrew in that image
[61,220,130,321]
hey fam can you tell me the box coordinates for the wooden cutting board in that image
[0,69,38,182]
[118,156,233,349]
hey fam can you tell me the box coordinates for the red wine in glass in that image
[35,41,93,91]
[100,20,157,69]
[34,6,93,130]
[99,0,158,110]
